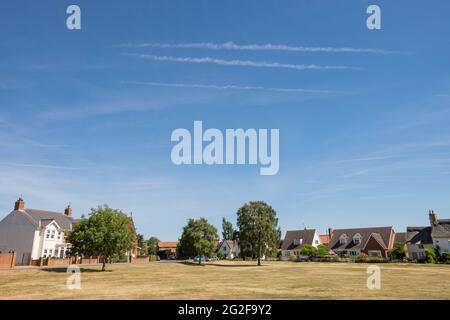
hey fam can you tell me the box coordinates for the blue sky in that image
[1,0,450,240]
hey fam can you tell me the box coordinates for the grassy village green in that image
[1,261,450,300]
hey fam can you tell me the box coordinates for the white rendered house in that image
[217,240,240,259]
[0,198,78,265]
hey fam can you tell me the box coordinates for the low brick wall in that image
[0,252,16,268]
[29,259,42,267]
[80,256,100,264]
[131,256,150,264]
[47,258,72,267]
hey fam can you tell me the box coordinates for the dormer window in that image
[293,238,303,246]
[339,234,348,245]
[50,230,56,239]
[353,233,362,245]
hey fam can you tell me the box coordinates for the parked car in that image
[193,256,209,262]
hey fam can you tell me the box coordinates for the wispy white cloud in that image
[124,53,362,71]
[0,141,69,148]
[121,81,339,94]
[116,41,395,54]
[337,155,397,163]
[0,162,83,170]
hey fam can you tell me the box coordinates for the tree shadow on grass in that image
[182,261,265,268]
[40,267,111,273]
[208,263,266,268]
[182,261,206,267]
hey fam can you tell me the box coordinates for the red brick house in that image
[328,226,396,258]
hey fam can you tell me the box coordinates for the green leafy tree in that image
[300,244,318,257]
[236,201,280,266]
[425,247,439,264]
[66,205,135,271]
[136,234,148,256]
[388,242,406,260]
[147,236,160,255]
[316,244,328,257]
[178,218,218,264]
[222,218,234,240]
[440,252,450,263]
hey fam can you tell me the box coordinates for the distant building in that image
[280,229,321,259]
[319,229,332,247]
[157,241,178,258]
[328,226,396,258]
[405,210,450,261]
[217,240,240,259]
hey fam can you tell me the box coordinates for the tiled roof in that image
[219,240,238,250]
[281,229,316,250]
[432,219,450,238]
[406,226,433,245]
[157,241,178,248]
[394,232,407,244]
[20,209,77,231]
[319,235,329,245]
[369,233,387,249]
[329,227,394,251]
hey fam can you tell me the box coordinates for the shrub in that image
[355,257,387,263]
[388,242,406,260]
[149,254,159,261]
[111,254,128,263]
[310,256,341,262]
[316,245,328,257]
[289,253,298,262]
[300,245,317,257]
[425,248,439,264]
[440,252,450,264]
[217,251,225,260]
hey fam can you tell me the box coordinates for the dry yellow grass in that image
[1,261,450,300]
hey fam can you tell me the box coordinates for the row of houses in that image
[0,197,449,265]
[281,210,450,260]
[202,210,450,261]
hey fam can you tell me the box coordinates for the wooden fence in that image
[0,252,16,268]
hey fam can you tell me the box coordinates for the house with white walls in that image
[217,240,240,259]
[0,198,78,265]
[405,210,450,260]
[280,229,321,259]
[429,210,450,254]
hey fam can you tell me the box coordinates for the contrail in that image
[116,41,395,54]
[122,81,339,94]
[124,53,362,71]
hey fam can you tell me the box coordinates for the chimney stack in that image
[14,197,25,211]
[429,209,437,226]
[328,228,333,240]
[64,205,73,217]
